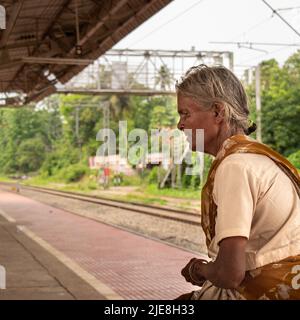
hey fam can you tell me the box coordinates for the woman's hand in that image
[181,258,208,286]
[181,237,247,289]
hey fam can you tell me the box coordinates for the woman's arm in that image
[182,236,247,289]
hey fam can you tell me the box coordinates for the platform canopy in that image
[0,0,173,105]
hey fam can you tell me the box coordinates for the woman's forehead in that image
[177,94,203,110]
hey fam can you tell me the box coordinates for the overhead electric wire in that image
[262,0,300,39]
[211,41,300,47]
[228,16,274,43]
[276,6,300,12]
[213,2,300,69]
[238,44,293,65]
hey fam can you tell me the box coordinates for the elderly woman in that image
[176,65,300,300]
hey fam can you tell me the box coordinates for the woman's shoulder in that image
[215,152,282,183]
[220,152,278,170]
[213,153,295,203]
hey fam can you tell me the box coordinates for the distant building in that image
[89,155,135,176]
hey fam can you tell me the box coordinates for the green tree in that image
[288,150,300,170]
[16,137,46,173]
[246,54,300,156]
[155,65,173,91]
[149,97,178,130]
[0,106,62,174]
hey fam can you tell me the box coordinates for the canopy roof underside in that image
[0,0,172,104]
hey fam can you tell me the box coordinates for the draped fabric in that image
[201,134,300,249]
[189,255,300,300]
[180,134,300,300]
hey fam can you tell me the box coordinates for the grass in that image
[140,183,201,200]
[0,173,201,212]
[0,175,15,183]
[18,172,201,199]
[21,175,98,192]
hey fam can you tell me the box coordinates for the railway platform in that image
[0,214,104,300]
[0,188,206,300]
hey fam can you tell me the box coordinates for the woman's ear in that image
[213,103,225,123]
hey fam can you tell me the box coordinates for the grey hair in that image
[175,64,256,135]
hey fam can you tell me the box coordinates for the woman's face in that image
[177,92,220,154]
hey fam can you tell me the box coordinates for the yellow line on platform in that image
[0,209,124,300]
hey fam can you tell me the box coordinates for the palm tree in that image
[155,65,173,91]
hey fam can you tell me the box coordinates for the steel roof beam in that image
[58,0,173,84]
[68,0,129,56]
[5,0,73,92]
[22,57,94,65]
[0,0,25,47]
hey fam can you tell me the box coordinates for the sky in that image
[113,0,300,78]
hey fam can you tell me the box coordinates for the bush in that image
[288,150,300,169]
[87,181,98,190]
[192,174,201,190]
[15,137,46,173]
[62,164,89,182]
[147,166,160,184]
[182,171,192,188]
[120,173,142,186]
[40,143,79,177]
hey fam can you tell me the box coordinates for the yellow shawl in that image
[201,134,300,249]
[199,134,300,299]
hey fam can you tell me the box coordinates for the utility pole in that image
[255,64,262,142]
[228,52,234,71]
[75,106,82,161]
[102,101,110,189]
[102,101,110,130]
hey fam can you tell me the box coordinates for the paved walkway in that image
[0,215,105,300]
[0,188,205,300]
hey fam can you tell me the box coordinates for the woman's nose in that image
[177,121,184,131]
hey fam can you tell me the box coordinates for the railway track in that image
[0,182,201,226]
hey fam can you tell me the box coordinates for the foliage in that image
[62,163,89,182]
[155,65,173,90]
[202,154,213,186]
[40,140,79,177]
[146,166,166,185]
[143,183,201,200]
[288,150,300,170]
[15,137,46,173]
[119,173,143,186]
[148,97,178,130]
[246,51,300,156]
[0,104,62,173]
